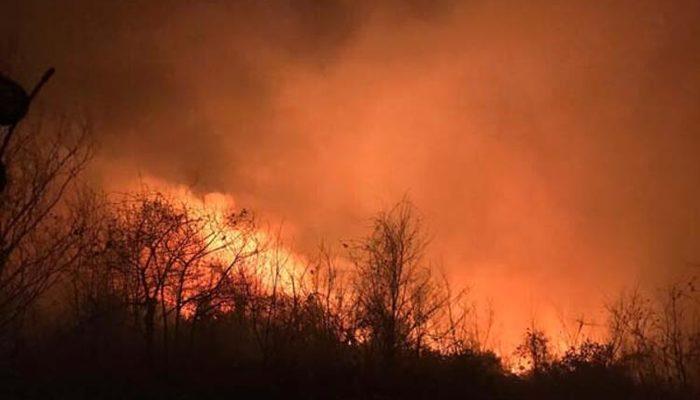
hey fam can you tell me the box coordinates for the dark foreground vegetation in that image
[1,73,699,399]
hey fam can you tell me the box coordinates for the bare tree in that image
[436,281,495,355]
[656,280,699,390]
[179,208,259,350]
[0,114,92,344]
[606,288,658,384]
[101,190,259,362]
[304,243,354,345]
[605,281,700,390]
[351,200,447,364]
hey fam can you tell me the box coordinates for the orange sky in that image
[3,0,700,350]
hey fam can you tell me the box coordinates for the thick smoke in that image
[2,0,699,348]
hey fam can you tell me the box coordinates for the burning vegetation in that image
[2,1,700,395]
[0,102,698,399]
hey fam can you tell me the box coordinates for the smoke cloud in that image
[3,0,700,348]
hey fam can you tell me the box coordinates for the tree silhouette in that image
[351,200,447,365]
[0,115,91,348]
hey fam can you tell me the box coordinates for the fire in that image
[114,176,609,355]
[113,176,311,320]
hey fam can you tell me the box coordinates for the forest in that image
[0,70,698,399]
